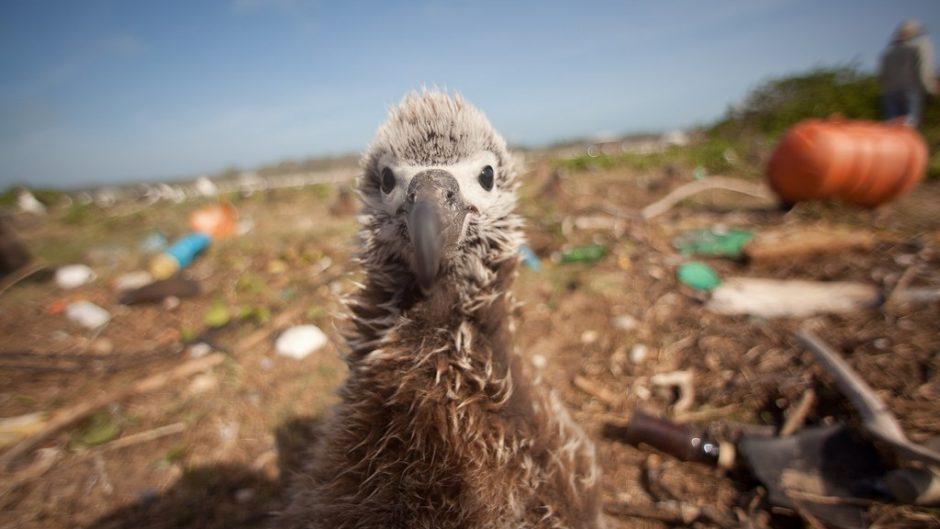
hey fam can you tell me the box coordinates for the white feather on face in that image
[357,90,522,269]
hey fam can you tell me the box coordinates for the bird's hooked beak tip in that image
[408,199,443,291]
[405,169,466,291]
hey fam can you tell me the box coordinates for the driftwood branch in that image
[0,352,225,471]
[641,176,774,220]
[780,388,816,436]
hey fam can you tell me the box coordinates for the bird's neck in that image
[344,247,520,359]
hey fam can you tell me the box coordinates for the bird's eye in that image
[380,167,396,194]
[478,165,494,191]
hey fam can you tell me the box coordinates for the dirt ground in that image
[1,160,939,529]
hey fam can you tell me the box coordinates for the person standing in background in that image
[879,19,938,127]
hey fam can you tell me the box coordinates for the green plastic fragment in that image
[677,261,721,291]
[559,244,607,264]
[673,228,753,259]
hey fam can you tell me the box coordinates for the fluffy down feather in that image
[279,90,603,529]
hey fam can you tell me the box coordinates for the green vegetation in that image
[558,65,940,179]
[710,65,940,178]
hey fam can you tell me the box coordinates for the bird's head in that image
[358,91,520,291]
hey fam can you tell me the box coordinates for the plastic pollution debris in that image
[612,314,638,331]
[518,244,541,271]
[275,324,328,360]
[629,344,648,364]
[767,118,927,208]
[119,277,199,305]
[676,262,721,291]
[113,271,153,292]
[149,233,211,280]
[188,343,212,359]
[194,176,218,197]
[559,244,607,264]
[236,219,254,236]
[673,228,753,259]
[17,189,46,215]
[189,202,237,239]
[65,301,111,329]
[139,232,168,253]
[603,410,723,465]
[55,264,96,289]
[203,301,231,328]
[707,278,880,318]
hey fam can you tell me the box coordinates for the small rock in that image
[259,357,273,370]
[634,384,651,400]
[65,301,110,329]
[612,315,638,331]
[56,264,96,289]
[629,344,649,364]
[114,271,153,291]
[275,325,328,360]
[873,338,890,350]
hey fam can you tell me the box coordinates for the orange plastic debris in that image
[767,119,928,208]
[189,202,238,238]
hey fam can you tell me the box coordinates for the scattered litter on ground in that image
[118,277,199,305]
[611,314,638,331]
[642,176,774,219]
[707,278,880,318]
[112,270,153,292]
[55,264,96,289]
[673,227,753,259]
[187,342,212,359]
[65,301,111,329]
[603,410,722,465]
[743,226,876,263]
[629,344,648,364]
[149,233,211,280]
[275,324,328,360]
[189,202,238,238]
[139,232,168,253]
[676,261,721,291]
[650,370,695,415]
[558,244,607,264]
[519,244,541,271]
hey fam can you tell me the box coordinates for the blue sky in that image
[1,0,938,189]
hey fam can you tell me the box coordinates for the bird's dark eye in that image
[380,167,396,194]
[478,165,494,191]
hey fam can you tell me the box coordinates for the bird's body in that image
[280,92,602,529]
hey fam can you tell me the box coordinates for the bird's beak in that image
[405,170,466,291]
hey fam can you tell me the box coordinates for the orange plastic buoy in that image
[767,119,928,208]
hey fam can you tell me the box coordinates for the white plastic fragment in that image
[188,342,212,359]
[114,270,153,291]
[275,325,328,360]
[17,189,46,214]
[55,264,96,289]
[707,277,880,318]
[65,301,111,329]
[612,315,638,331]
[629,344,649,364]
